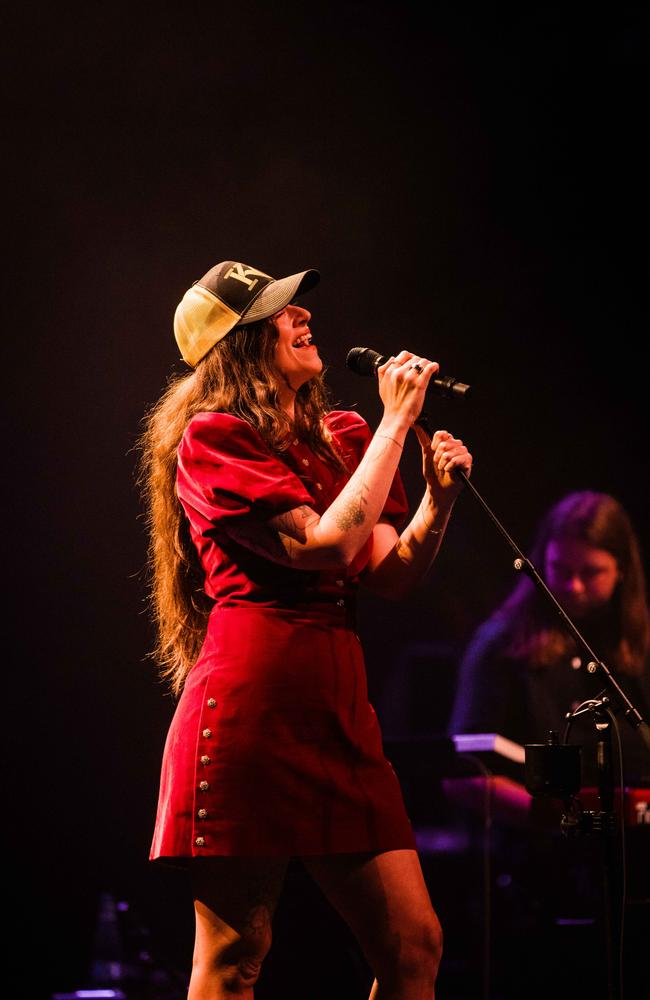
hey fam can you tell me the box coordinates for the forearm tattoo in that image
[393,506,446,566]
[394,537,412,564]
[333,481,369,531]
[331,441,392,532]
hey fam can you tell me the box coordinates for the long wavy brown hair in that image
[494,491,649,676]
[137,319,345,696]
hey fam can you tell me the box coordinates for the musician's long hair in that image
[137,319,345,696]
[494,491,648,676]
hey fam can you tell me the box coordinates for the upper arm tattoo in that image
[272,505,320,543]
[218,505,320,567]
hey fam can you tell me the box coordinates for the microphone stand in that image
[561,697,624,999]
[415,412,650,998]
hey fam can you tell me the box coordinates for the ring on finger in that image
[411,362,424,374]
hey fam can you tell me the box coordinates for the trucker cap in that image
[174,260,320,366]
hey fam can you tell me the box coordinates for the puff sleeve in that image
[177,412,315,533]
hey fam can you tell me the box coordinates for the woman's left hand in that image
[413,424,473,503]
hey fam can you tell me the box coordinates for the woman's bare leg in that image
[302,849,442,1000]
[188,855,288,999]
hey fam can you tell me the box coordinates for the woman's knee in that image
[304,849,443,987]
[193,901,274,991]
[383,911,443,985]
[189,856,287,994]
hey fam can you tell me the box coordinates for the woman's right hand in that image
[377,350,440,427]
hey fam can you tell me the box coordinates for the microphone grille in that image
[346,347,381,376]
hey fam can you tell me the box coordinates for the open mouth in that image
[292,332,314,349]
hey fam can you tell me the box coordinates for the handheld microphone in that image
[345,347,471,399]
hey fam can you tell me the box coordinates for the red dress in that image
[150,410,416,860]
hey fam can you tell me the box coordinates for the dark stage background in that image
[5,6,648,999]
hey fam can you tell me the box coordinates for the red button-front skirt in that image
[150,605,415,860]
